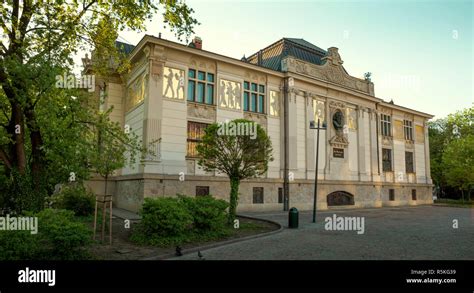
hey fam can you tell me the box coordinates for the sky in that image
[107,0,473,120]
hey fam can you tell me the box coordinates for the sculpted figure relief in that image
[163,67,184,100]
[219,79,241,110]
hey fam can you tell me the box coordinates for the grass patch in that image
[130,224,233,247]
[434,198,474,207]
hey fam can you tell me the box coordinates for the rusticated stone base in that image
[103,173,433,213]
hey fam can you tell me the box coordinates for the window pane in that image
[244,81,249,90]
[197,82,205,103]
[251,93,257,112]
[188,69,196,79]
[188,80,195,101]
[196,186,210,197]
[251,83,258,92]
[259,85,265,93]
[243,92,249,111]
[258,95,264,113]
[198,71,206,81]
[207,73,214,83]
[206,84,213,104]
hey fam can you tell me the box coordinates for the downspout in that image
[375,102,380,174]
[283,76,289,211]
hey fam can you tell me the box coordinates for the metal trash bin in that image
[288,207,299,228]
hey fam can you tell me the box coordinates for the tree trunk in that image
[10,102,27,174]
[104,174,108,197]
[25,109,44,192]
[228,177,240,224]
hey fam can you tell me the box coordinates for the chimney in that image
[257,50,263,66]
[193,36,202,49]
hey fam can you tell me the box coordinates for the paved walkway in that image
[112,208,141,220]
[173,205,474,260]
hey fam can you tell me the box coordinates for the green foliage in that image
[196,119,273,222]
[0,230,40,260]
[442,135,474,192]
[178,195,229,231]
[0,1,198,214]
[131,195,231,246]
[47,185,95,216]
[428,106,474,199]
[139,197,193,238]
[36,209,92,260]
[0,168,46,214]
[0,209,92,260]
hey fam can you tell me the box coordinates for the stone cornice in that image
[281,55,375,96]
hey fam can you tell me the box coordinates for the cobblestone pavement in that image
[172,205,474,260]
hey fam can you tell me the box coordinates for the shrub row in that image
[0,209,92,260]
[131,195,230,246]
[46,184,95,216]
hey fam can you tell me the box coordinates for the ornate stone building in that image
[83,36,433,212]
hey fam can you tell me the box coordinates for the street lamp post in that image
[310,118,327,223]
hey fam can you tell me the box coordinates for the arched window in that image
[327,191,355,206]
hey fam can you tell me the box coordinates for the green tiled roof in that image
[115,41,135,55]
[246,38,328,71]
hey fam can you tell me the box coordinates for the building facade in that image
[83,36,434,212]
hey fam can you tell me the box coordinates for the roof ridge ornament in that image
[323,47,343,66]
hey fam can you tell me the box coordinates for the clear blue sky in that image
[115,0,473,119]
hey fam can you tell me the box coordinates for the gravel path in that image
[172,205,474,260]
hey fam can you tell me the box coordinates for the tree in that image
[428,106,474,200]
[442,135,474,202]
[0,1,198,212]
[89,109,157,197]
[196,119,273,223]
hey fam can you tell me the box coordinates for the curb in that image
[141,215,284,260]
[432,203,474,209]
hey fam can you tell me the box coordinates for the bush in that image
[131,195,231,246]
[0,209,92,260]
[179,195,229,231]
[0,230,40,260]
[36,209,92,260]
[139,197,193,238]
[48,184,95,216]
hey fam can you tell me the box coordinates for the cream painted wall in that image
[267,116,281,178]
[415,143,426,182]
[296,95,306,178]
[122,103,144,175]
[159,99,187,175]
[393,140,406,183]
[107,82,124,126]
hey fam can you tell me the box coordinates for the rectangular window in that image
[253,187,264,204]
[198,71,206,81]
[196,186,210,197]
[404,120,413,141]
[187,80,195,101]
[244,81,265,113]
[250,93,257,112]
[197,82,205,103]
[243,92,249,111]
[258,95,264,113]
[380,114,392,137]
[187,121,209,157]
[411,189,417,201]
[206,84,213,104]
[382,148,392,172]
[278,188,283,204]
[187,69,214,105]
[389,189,395,201]
[207,73,214,83]
[405,151,414,173]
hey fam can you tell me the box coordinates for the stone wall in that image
[112,174,433,213]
